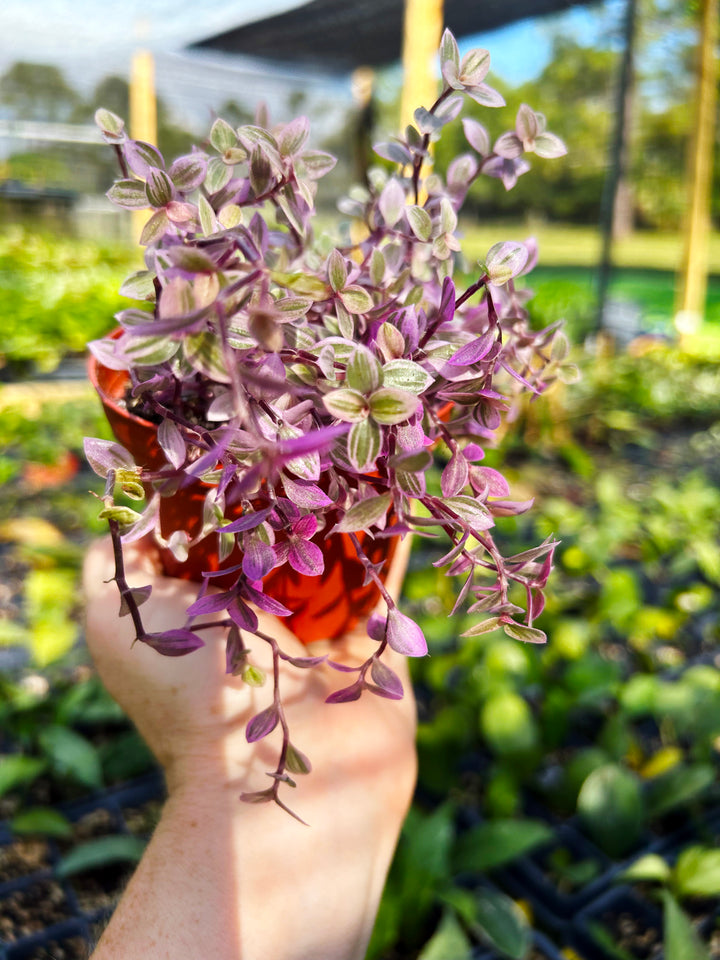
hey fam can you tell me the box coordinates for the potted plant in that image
[84,29,571,817]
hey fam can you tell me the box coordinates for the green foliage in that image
[0,228,137,373]
[0,673,155,808]
[11,807,72,838]
[56,835,146,878]
[453,819,553,873]
[577,765,644,857]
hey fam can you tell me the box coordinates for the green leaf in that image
[407,206,432,242]
[119,270,156,301]
[347,418,382,472]
[461,616,502,638]
[448,887,531,959]
[98,506,143,527]
[502,621,547,644]
[38,726,103,790]
[395,469,425,497]
[285,743,312,775]
[205,156,232,193]
[274,297,313,321]
[56,835,146,878]
[347,346,382,394]
[454,819,553,873]
[0,755,47,797]
[440,28,460,72]
[123,335,179,366]
[106,180,148,210]
[298,149,336,179]
[327,249,348,292]
[662,890,710,960]
[480,691,538,756]
[145,169,174,207]
[577,764,643,858]
[183,331,231,383]
[339,285,374,315]
[619,853,672,886]
[674,846,720,899]
[381,359,434,394]
[370,249,386,286]
[210,117,237,152]
[645,763,716,819]
[218,203,243,228]
[335,493,392,533]
[94,108,125,140]
[139,209,169,245]
[484,241,528,286]
[249,147,272,195]
[323,388,368,423]
[198,194,217,236]
[368,387,419,425]
[11,807,72,839]
[418,910,472,960]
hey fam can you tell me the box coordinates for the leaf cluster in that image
[86,30,569,814]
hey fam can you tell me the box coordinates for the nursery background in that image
[1,0,719,958]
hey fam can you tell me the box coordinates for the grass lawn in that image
[457,221,720,340]
[458,220,720,273]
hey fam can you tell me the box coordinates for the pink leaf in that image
[141,629,204,657]
[441,451,470,498]
[369,659,404,699]
[157,419,185,469]
[386,608,427,657]
[288,539,324,577]
[246,704,280,742]
[325,681,364,703]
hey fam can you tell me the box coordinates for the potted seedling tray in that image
[0,771,164,959]
[499,823,616,926]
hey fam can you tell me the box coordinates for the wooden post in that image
[399,0,444,133]
[674,0,719,340]
[129,49,157,242]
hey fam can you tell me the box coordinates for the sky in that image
[0,0,622,132]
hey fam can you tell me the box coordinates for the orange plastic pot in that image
[88,350,396,643]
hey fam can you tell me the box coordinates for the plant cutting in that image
[84,29,571,817]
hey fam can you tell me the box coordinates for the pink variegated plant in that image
[85,29,570,818]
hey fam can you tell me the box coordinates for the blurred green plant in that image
[0,672,155,810]
[618,846,720,960]
[0,227,136,374]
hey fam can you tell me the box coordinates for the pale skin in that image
[82,535,417,960]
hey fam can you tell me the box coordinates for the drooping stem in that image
[108,518,147,641]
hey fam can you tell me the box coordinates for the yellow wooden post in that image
[399,0,445,133]
[129,49,157,242]
[674,0,719,340]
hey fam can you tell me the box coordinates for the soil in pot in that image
[57,809,120,853]
[121,799,162,837]
[68,862,130,915]
[0,879,74,942]
[0,841,52,886]
[575,888,663,960]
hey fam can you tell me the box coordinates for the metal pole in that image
[674,0,719,339]
[595,0,638,335]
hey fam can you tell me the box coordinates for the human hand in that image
[83,536,417,960]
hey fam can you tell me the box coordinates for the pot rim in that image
[87,330,160,430]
